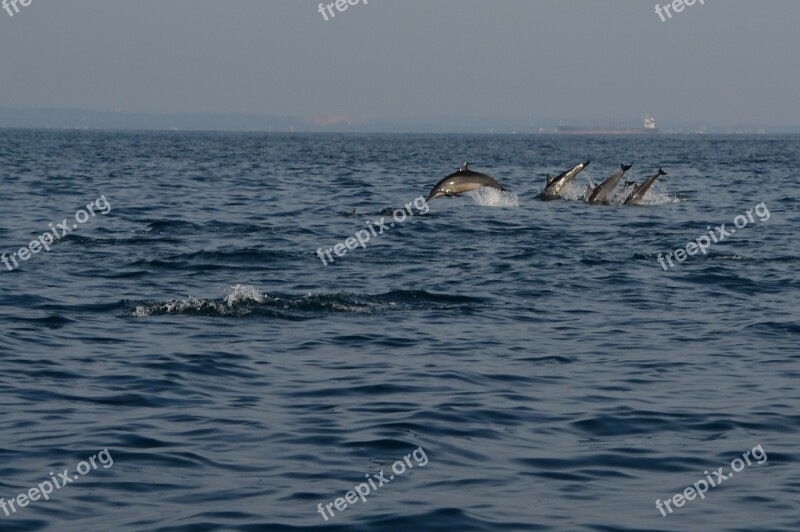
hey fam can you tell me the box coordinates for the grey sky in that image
[1,0,798,126]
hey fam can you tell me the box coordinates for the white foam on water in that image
[224,283,266,306]
[638,183,680,205]
[131,284,268,317]
[466,188,520,207]
[132,297,208,317]
[575,178,678,205]
[565,182,589,202]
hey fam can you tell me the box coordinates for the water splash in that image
[636,182,680,205]
[466,188,520,207]
[224,284,266,306]
[574,178,678,205]
[130,284,268,317]
[564,182,588,202]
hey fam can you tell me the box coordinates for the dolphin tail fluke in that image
[658,168,667,176]
[621,164,633,172]
[584,160,592,167]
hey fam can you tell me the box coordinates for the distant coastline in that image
[0,107,796,134]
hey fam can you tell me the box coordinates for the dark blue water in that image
[1,130,798,531]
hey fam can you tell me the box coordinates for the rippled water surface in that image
[0,130,798,531]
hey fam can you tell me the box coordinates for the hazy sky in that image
[1,0,798,125]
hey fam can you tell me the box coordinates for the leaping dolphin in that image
[539,160,591,201]
[586,164,633,204]
[427,163,507,201]
[624,169,667,205]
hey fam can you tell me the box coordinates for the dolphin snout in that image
[426,189,444,202]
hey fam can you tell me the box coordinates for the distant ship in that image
[556,116,658,135]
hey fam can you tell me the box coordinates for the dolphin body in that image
[539,160,591,201]
[624,169,667,205]
[586,164,633,204]
[427,163,507,201]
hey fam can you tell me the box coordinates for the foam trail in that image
[128,287,485,319]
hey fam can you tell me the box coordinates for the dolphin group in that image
[542,162,667,205]
[426,161,668,205]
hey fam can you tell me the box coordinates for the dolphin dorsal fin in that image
[460,162,470,172]
[546,174,554,185]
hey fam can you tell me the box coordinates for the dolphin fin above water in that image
[586,164,633,204]
[539,160,591,201]
[624,168,668,205]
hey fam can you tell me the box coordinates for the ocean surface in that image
[0,130,798,531]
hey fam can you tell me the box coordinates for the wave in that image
[127,284,486,319]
